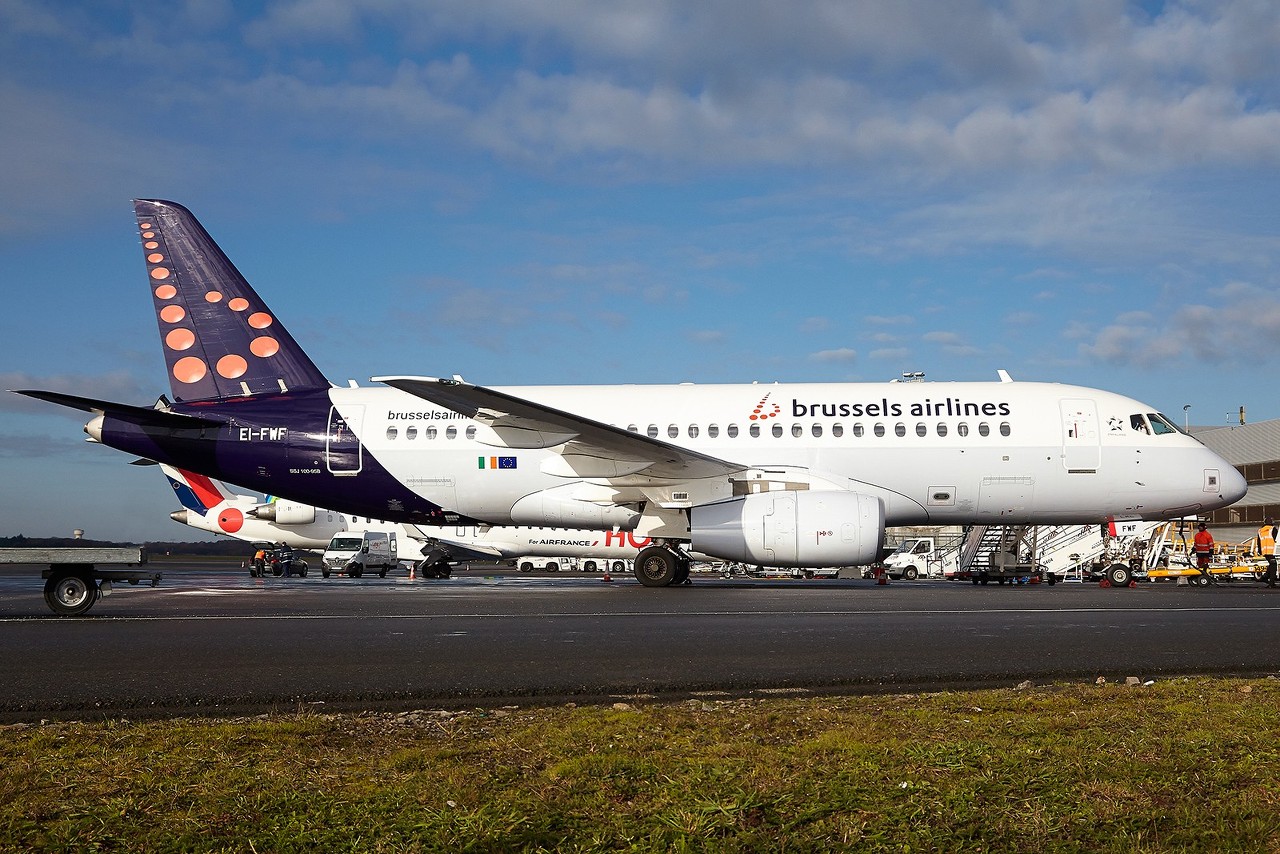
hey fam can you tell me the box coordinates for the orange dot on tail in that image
[205,291,223,303]
[166,328,195,351]
[173,356,207,384]
[250,336,280,357]
[160,305,186,323]
[147,253,164,263]
[144,241,159,250]
[154,284,177,300]
[248,312,273,329]
[140,223,152,230]
[217,354,248,379]
[228,297,249,311]
[150,267,171,280]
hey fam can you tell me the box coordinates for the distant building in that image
[1195,419,1280,546]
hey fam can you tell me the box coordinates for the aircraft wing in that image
[374,376,745,481]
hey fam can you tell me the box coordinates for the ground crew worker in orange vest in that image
[1192,523,1214,572]
[1256,518,1277,588]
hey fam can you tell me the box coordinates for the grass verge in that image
[2,677,1278,851]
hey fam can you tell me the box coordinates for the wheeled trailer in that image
[0,547,159,616]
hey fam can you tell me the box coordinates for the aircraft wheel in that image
[1106,563,1133,587]
[903,565,919,581]
[44,570,98,616]
[634,547,677,587]
[674,559,691,584]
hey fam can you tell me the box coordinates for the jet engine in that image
[690,490,884,567]
[249,500,316,526]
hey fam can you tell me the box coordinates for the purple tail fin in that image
[135,199,330,402]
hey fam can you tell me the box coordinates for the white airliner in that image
[159,464,654,575]
[18,200,1248,587]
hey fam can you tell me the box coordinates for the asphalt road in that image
[2,560,1278,720]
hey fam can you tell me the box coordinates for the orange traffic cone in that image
[602,571,612,582]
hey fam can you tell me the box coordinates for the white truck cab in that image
[880,537,957,580]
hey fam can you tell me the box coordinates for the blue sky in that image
[2,1,1278,542]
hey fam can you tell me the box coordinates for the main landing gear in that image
[633,545,692,587]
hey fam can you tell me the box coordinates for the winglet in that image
[135,199,331,402]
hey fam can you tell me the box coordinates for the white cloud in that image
[810,348,857,363]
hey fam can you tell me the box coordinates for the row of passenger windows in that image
[385,421,1013,441]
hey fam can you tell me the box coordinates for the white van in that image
[322,531,397,578]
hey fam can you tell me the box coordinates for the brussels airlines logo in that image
[748,393,782,421]
[790,397,1013,418]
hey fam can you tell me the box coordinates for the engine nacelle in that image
[690,490,884,567]
[509,492,641,530]
[249,499,316,526]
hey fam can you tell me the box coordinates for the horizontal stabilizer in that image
[11,390,224,429]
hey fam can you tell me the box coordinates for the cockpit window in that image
[1130,414,1150,434]
[1148,413,1179,435]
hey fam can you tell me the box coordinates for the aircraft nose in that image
[1220,464,1248,504]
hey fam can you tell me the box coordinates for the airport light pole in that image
[1183,404,1190,431]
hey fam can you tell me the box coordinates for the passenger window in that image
[894,423,906,437]
[406,426,418,440]
[853,423,864,438]
[386,427,398,440]
[958,423,969,437]
[916,423,927,437]
[465,426,475,440]
[978,423,990,437]
[627,424,638,432]
[832,424,843,438]
[936,422,947,437]
[668,425,679,439]
[999,422,1011,437]
[426,426,437,440]
[749,424,760,438]
[727,424,738,438]
[708,424,719,438]
[812,423,822,438]
[772,424,783,438]
[873,424,885,438]
[647,425,659,438]
[792,424,803,438]
[688,424,699,438]
[446,426,457,439]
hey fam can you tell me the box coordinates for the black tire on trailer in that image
[43,569,98,616]
[634,547,678,587]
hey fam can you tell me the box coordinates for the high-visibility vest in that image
[1193,531,1214,554]
[1258,526,1276,556]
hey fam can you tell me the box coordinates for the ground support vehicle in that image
[517,557,575,572]
[878,537,959,580]
[0,547,158,616]
[322,531,396,578]
[249,543,308,577]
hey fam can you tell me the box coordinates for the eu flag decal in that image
[478,456,518,470]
